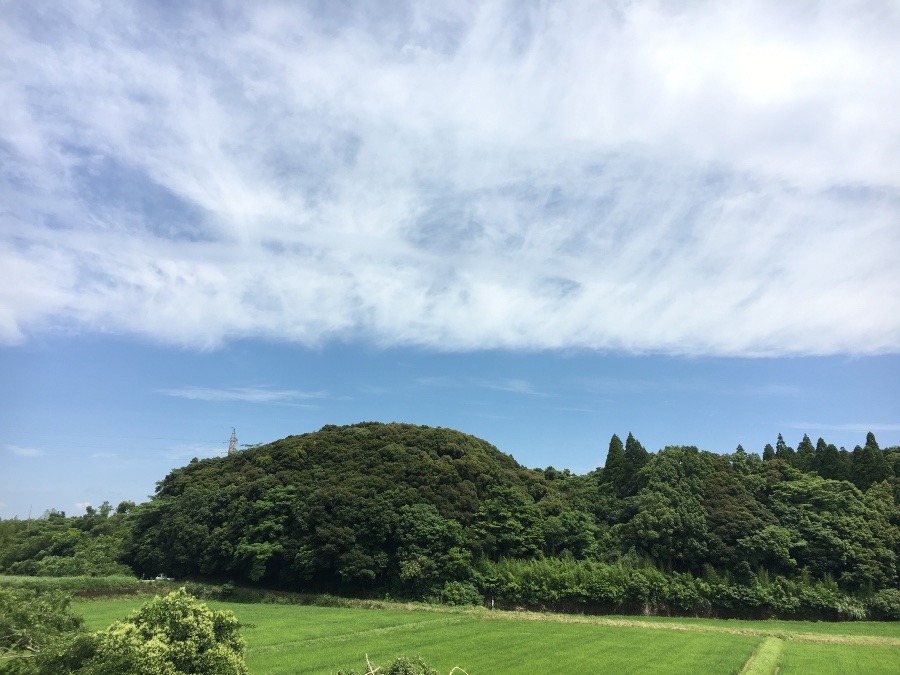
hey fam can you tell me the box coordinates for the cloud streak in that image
[1,1,898,355]
[160,386,325,403]
[8,445,45,458]
[477,378,548,397]
[787,422,900,434]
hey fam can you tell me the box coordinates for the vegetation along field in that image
[74,596,900,674]
[3,422,900,672]
[7,424,896,620]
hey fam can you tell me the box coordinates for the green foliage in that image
[866,588,900,620]
[775,433,795,463]
[812,440,852,481]
[476,555,884,620]
[7,423,896,622]
[622,432,650,497]
[851,433,893,490]
[0,503,133,578]
[767,473,896,590]
[336,656,440,675]
[74,596,900,674]
[470,486,542,560]
[0,586,84,673]
[44,588,248,675]
[600,434,626,495]
[433,581,481,606]
[129,423,546,593]
[703,459,776,573]
[0,575,140,594]
[120,425,900,617]
[624,446,712,572]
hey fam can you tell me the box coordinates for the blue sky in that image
[1,1,899,519]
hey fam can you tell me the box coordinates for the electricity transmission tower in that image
[228,428,238,455]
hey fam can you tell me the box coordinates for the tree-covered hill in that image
[3,422,899,619]
[128,422,560,590]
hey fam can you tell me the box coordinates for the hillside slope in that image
[128,422,557,589]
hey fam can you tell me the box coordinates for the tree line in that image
[1,422,898,619]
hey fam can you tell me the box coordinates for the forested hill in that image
[122,422,900,618]
[9,421,897,619]
[129,422,556,584]
[153,421,545,523]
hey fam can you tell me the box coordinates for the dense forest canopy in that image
[2,422,899,619]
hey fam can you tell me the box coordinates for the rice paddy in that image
[74,597,900,674]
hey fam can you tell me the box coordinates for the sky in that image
[1,1,899,519]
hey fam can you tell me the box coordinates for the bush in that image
[336,656,440,675]
[0,575,140,595]
[40,588,249,675]
[383,657,441,675]
[867,588,900,620]
[0,586,84,673]
[436,581,481,606]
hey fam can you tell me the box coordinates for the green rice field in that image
[74,597,900,674]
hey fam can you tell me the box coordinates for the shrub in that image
[0,586,84,673]
[436,581,481,606]
[336,656,440,675]
[39,588,249,675]
[867,588,900,620]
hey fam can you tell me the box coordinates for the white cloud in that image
[8,445,44,457]
[160,385,325,403]
[1,1,898,355]
[788,422,900,433]
[477,378,547,396]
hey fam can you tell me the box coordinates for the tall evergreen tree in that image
[775,433,795,464]
[622,432,650,497]
[795,434,816,473]
[763,443,776,462]
[813,441,850,481]
[851,432,891,490]
[601,434,626,494]
[814,437,828,467]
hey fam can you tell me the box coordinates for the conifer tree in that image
[852,432,891,490]
[795,434,816,472]
[623,432,650,497]
[601,434,626,496]
[775,433,795,463]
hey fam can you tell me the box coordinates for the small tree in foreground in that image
[0,587,84,673]
[39,588,248,675]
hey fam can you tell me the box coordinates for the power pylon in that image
[228,428,238,455]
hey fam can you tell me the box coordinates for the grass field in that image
[777,642,900,675]
[73,596,900,674]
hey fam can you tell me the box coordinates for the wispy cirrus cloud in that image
[577,376,804,398]
[477,378,548,397]
[0,1,898,355]
[8,445,44,457]
[417,375,546,396]
[160,386,325,403]
[787,422,900,434]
